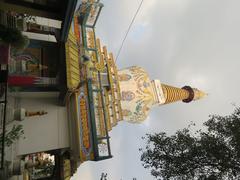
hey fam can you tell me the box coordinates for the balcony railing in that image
[80,1,112,160]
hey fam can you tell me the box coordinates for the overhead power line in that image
[115,0,144,63]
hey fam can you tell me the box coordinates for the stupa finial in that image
[193,88,208,101]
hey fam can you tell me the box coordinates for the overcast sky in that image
[72,0,240,179]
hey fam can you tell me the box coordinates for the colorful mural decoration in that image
[122,109,132,116]
[10,48,44,76]
[121,91,135,101]
[118,73,131,81]
[118,66,155,123]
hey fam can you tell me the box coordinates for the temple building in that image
[0,0,206,179]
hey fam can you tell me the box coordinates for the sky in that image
[72,0,240,179]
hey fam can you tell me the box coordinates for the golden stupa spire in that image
[161,84,206,104]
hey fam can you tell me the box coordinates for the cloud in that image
[72,162,94,180]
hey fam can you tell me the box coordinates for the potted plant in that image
[13,108,26,121]
[0,124,24,149]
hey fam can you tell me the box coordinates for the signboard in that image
[152,80,166,105]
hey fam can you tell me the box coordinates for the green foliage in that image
[0,25,29,50]
[0,124,24,149]
[140,107,240,180]
[32,160,55,179]
[100,173,108,180]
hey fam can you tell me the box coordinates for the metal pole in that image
[1,65,8,169]
[87,79,99,159]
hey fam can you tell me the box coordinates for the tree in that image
[100,173,107,180]
[140,107,240,180]
[0,25,29,50]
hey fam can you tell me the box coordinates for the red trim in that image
[8,76,36,86]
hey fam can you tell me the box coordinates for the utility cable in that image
[115,0,144,63]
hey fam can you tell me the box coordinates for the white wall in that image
[15,92,69,155]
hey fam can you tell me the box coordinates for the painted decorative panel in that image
[10,48,43,76]
[76,85,94,161]
[118,66,155,123]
